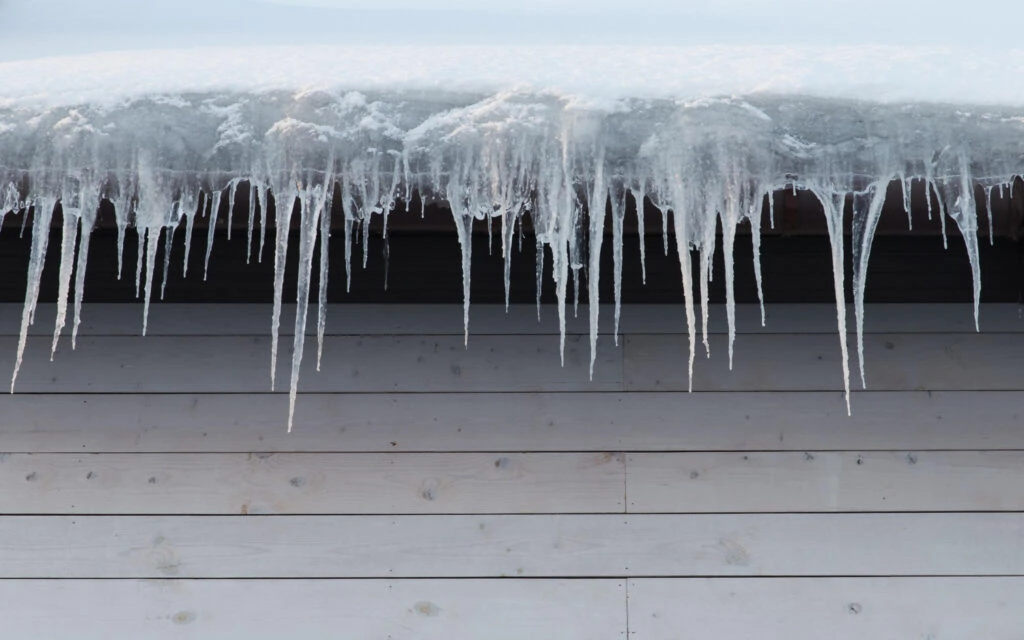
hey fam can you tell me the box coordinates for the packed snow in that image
[2,4,1023,429]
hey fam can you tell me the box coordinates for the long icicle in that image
[12,197,55,392]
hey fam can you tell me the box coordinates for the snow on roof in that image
[2,1,1022,429]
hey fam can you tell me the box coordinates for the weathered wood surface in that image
[4,302,1016,336]
[0,579,626,640]
[0,391,1020,453]
[1,332,1020,393]
[626,451,1024,513]
[0,452,625,514]
[4,451,1023,514]
[1,514,1020,577]
[625,333,1024,391]
[628,578,1024,640]
[2,335,622,393]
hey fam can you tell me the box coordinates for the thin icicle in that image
[159,217,176,300]
[203,190,221,280]
[246,182,257,263]
[182,201,195,278]
[226,179,237,241]
[134,229,145,298]
[634,186,648,285]
[749,195,766,327]
[899,172,913,229]
[851,180,889,389]
[50,206,80,360]
[721,184,740,371]
[610,184,625,345]
[71,207,96,350]
[535,236,545,321]
[141,225,161,336]
[698,208,717,359]
[813,186,852,416]
[12,198,55,392]
[670,207,697,392]
[316,182,332,372]
[586,147,607,379]
[984,185,995,246]
[269,188,294,392]
[452,210,474,346]
[258,183,269,263]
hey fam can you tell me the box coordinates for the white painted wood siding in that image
[0,302,1020,638]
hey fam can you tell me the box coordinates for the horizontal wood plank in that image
[625,333,1024,391]
[3,334,622,393]
[6,302,1018,337]
[627,451,1024,512]
[629,578,1024,640]
[0,391,1021,453]
[0,579,625,640]
[3,331,1019,393]
[0,452,625,515]
[1,514,1020,578]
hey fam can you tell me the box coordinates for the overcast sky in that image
[1,0,1018,60]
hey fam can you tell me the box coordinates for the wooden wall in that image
[0,301,1022,638]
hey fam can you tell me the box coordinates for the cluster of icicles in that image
[1,91,1016,431]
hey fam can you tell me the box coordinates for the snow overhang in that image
[2,42,1024,429]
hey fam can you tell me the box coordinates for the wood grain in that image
[1,514,1020,578]
[0,579,626,640]
[0,452,625,514]
[629,578,1024,640]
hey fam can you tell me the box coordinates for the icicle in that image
[316,183,332,372]
[586,147,607,379]
[246,182,257,263]
[851,180,889,389]
[141,225,162,336]
[115,190,130,280]
[721,183,740,371]
[71,206,96,350]
[269,188,295,392]
[698,207,717,359]
[203,190,221,281]
[984,185,995,246]
[258,183,268,263]
[182,199,195,278]
[134,229,145,297]
[12,197,55,392]
[812,186,852,415]
[939,153,982,331]
[767,188,776,229]
[899,172,913,230]
[49,206,80,360]
[287,173,331,433]
[670,206,697,392]
[749,213,766,328]
[535,236,544,321]
[226,179,237,241]
[452,210,474,346]
[634,186,648,285]
[159,217,175,300]
[660,203,669,256]
[501,201,517,312]
[341,180,354,292]
[610,184,626,345]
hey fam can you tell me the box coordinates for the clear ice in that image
[2,90,1019,427]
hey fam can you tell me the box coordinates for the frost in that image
[2,88,1019,428]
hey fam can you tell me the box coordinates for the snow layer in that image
[2,42,1023,429]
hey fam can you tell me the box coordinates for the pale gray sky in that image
[0,0,1017,60]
